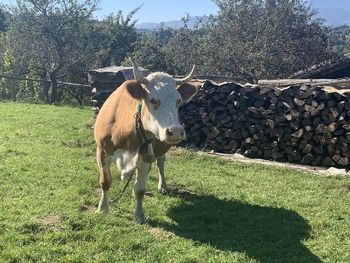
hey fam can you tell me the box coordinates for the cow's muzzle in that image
[165,125,186,144]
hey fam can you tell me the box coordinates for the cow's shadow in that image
[149,186,322,263]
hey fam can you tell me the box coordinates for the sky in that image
[94,0,219,23]
[308,0,350,9]
[1,0,350,24]
[0,0,219,23]
[94,0,350,23]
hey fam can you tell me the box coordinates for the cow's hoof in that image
[158,187,169,194]
[95,209,109,214]
[96,206,109,214]
[135,215,147,225]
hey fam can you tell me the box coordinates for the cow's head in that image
[127,59,197,145]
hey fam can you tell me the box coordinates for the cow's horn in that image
[130,58,148,85]
[175,65,196,85]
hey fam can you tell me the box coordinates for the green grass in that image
[0,102,349,263]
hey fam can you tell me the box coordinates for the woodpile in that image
[88,64,350,167]
[179,80,350,167]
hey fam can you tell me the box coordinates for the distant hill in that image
[136,6,350,31]
[135,16,207,30]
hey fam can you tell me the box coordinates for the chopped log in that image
[337,157,349,166]
[291,128,304,138]
[301,154,314,164]
[294,98,305,107]
[322,157,334,166]
[329,107,339,119]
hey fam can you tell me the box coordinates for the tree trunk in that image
[28,80,34,99]
[10,79,16,101]
[49,73,58,104]
[42,80,50,103]
[76,94,83,106]
[101,56,111,68]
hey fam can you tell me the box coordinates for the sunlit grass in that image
[0,102,349,262]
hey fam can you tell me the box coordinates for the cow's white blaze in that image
[142,72,185,144]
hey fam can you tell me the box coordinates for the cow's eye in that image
[150,98,161,109]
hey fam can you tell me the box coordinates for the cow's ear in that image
[177,83,198,103]
[125,80,147,100]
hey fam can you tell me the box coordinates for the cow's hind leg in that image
[156,155,168,194]
[96,148,112,213]
[134,160,151,224]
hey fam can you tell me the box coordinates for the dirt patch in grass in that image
[149,227,174,240]
[80,204,96,213]
[39,215,61,227]
[168,184,201,199]
[145,191,154,197]
[168,147,187,157]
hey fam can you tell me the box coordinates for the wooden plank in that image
[258,78,350,87]
[0,74,91,88]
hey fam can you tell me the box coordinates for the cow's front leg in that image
[134,161,151,224]
[156,155,168,194]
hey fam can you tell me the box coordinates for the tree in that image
[0,4,7,32]
[0,4,9,71]
[96,9,139,67]
[162,27,202,75]
[6,0,98,103]
[129,33,173,73]
[131,16,204,76]
[329,25,350,54]
[0,5,14,100]
[198,0,335,81]
[152,23,176,46]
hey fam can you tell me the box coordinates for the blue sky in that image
[1,0,350,23]
[309,0,350,8]
[0,0,219,23]
[94,0,350,23]
[94,0,219,23]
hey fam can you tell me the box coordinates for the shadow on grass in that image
[149,186,322,263]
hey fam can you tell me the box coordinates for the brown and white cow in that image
[94,60,197,224]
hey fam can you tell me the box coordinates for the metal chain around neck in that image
[135,102,154,163]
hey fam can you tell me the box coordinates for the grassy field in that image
[0,102,349,263]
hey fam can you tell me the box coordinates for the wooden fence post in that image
[10,79,16,101]
[28,79,34,99]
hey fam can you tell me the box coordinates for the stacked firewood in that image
[179,80,350,167]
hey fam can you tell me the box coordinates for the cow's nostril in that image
[166,128,173,136]
[181,131,184,136]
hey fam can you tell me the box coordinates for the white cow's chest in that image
[112,149,142,180]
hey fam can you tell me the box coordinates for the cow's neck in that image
[135,101,156,162]
[138,101,155,141]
